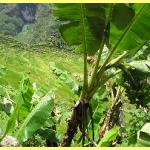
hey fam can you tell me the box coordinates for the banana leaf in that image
[53,4,106,55]
[15,92,54,143]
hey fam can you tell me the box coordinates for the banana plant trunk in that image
[61,100,89,147]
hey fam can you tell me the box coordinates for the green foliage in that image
[117,62,150,106]
[111,4,135,30]
[53,4,106,55]
[89,85,110,141]
[17,76,34,120]
[51,66,80,95]
[16,4,63,47]
[98,126,119,147]
[0,3,150,147]
[0,76,34,141]
[128,60,150,76]
[0,111,9,135]
[120,107,150,146]
[15,92,54,143]
[0,68,7,78]
[0,4,24,35]
[0,4,64,48]
[53,3,150,147]
[0,73,57,145]
[0,14,24,36]
[54,4,150,57]
[110,4,150,57]
[0,42,83,146]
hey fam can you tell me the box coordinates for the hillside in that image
[0,4,64,47]
[0,34,83,108]
[0,35,84,145]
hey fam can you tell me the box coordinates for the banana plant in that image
[53,3,150,146]
[0,75,55,145]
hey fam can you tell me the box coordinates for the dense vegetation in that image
[0,3,150,147]
[0,4,65,48]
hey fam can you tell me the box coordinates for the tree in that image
[53,3,150,146]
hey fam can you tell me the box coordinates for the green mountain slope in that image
[0,35,83,141]
[0,4,64,47]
